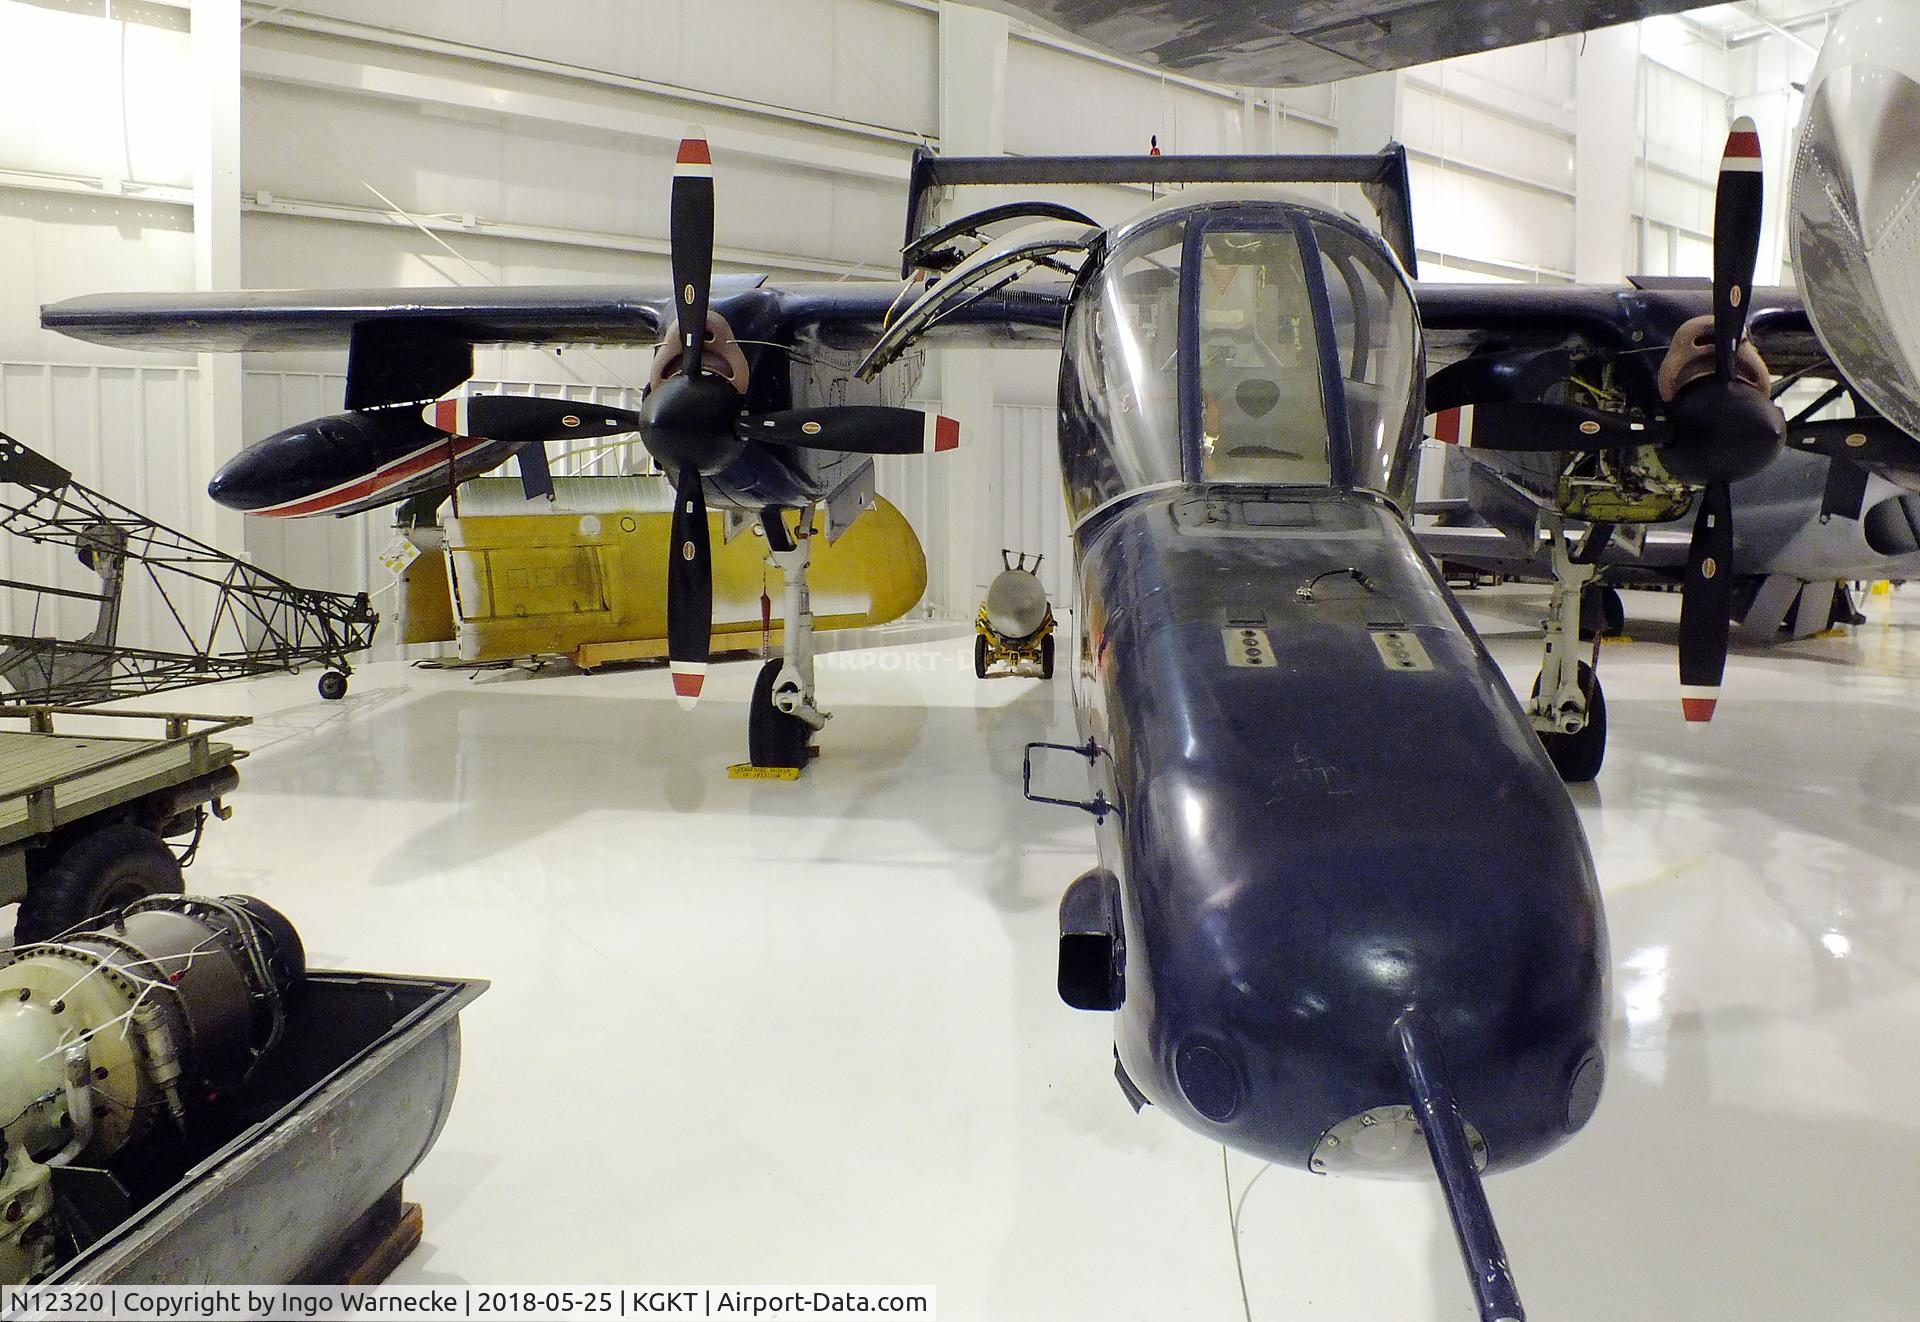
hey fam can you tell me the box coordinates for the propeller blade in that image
[666,465,712,709]
[517,442,555,502]
[737,407,962,456]
[1678,479,1735,727]
[1428,401,1661,452]
[1786,416,1917,466]
[422,395,642,445]
[670,137,715,378]
[1819,455,1873,522]
[1712,118,1765,382]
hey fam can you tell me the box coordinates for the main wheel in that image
[318,670,349,700]
[1530,662,1606,783]
[1040,633,1055,679]
[1578,586,1627,641]
[974,634,990,678]
[16,822,184,943]
[748,659,811,770]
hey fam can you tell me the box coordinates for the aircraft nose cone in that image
[207,446,271,511]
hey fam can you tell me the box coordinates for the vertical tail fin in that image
[1395,1011,1527,1322]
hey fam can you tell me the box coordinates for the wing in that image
[41,274,1070,408]
[1416,281,1826,378]
[979,1,1707,88]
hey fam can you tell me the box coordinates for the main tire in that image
[1530,662,1607,783]
[1578,586,1626,641]
[974,634,990,678]
[748,659,811,769]
[16,822,184,944]
[318,670,349,700]
[1040,633,1055,679]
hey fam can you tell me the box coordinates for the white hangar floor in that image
[23,583,1916,1322]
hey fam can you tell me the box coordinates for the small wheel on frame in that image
[318,670,349,701]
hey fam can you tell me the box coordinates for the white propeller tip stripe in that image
[422,397,468,434]
[671,662,707,708]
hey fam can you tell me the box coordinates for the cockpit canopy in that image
[1060,203,1424,526]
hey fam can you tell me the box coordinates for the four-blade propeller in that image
[1429,118,1786,729]
[633,136,962,709]
[1661,117,1785,727]
[419,137,961,711]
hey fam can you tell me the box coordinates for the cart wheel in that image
[318,670,349,700]
[974,634,990,679]
[748,660,811,769]
[1040,633,1055,680]
[15,823,184,944]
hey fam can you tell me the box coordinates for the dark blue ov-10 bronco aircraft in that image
[859,152,1606,1322]
[44,145,1636,1321]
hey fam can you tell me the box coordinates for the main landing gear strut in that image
[1529,515,1613,783]
[748,509,829,770]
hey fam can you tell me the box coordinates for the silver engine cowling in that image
[1790,0,1920,440]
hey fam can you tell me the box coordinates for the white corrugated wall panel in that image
[0,360,199,651]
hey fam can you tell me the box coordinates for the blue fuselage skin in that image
[1072,484,1609,1173]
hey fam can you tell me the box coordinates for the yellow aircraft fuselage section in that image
[401,490,926,667]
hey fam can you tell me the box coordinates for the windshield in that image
[1059,206,1422,526]
[1197,229,1331,483]
[1060,221,1187,522]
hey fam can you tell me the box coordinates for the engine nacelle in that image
[1790,0,1920,441]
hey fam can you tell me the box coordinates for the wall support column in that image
[932,1,1007,619]
[192,0,243,555]
[1574,25,1640,284]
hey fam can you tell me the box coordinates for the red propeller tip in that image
[675,138,713,176]
[1722,121,1762,173]
[1431,404,1475,446]
[423,397,467,434]
[1680,691,1719,725]
[926,414,961,453]
[671,664,706,708]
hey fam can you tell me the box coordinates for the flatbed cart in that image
[0,706,246,943]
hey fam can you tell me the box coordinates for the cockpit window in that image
[1310,219,1421,504]
[1060,222,1186,522]
[1058,206,1424,527]
[1197,230,1333,484]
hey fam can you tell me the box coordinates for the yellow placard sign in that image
[727,763,802,781]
